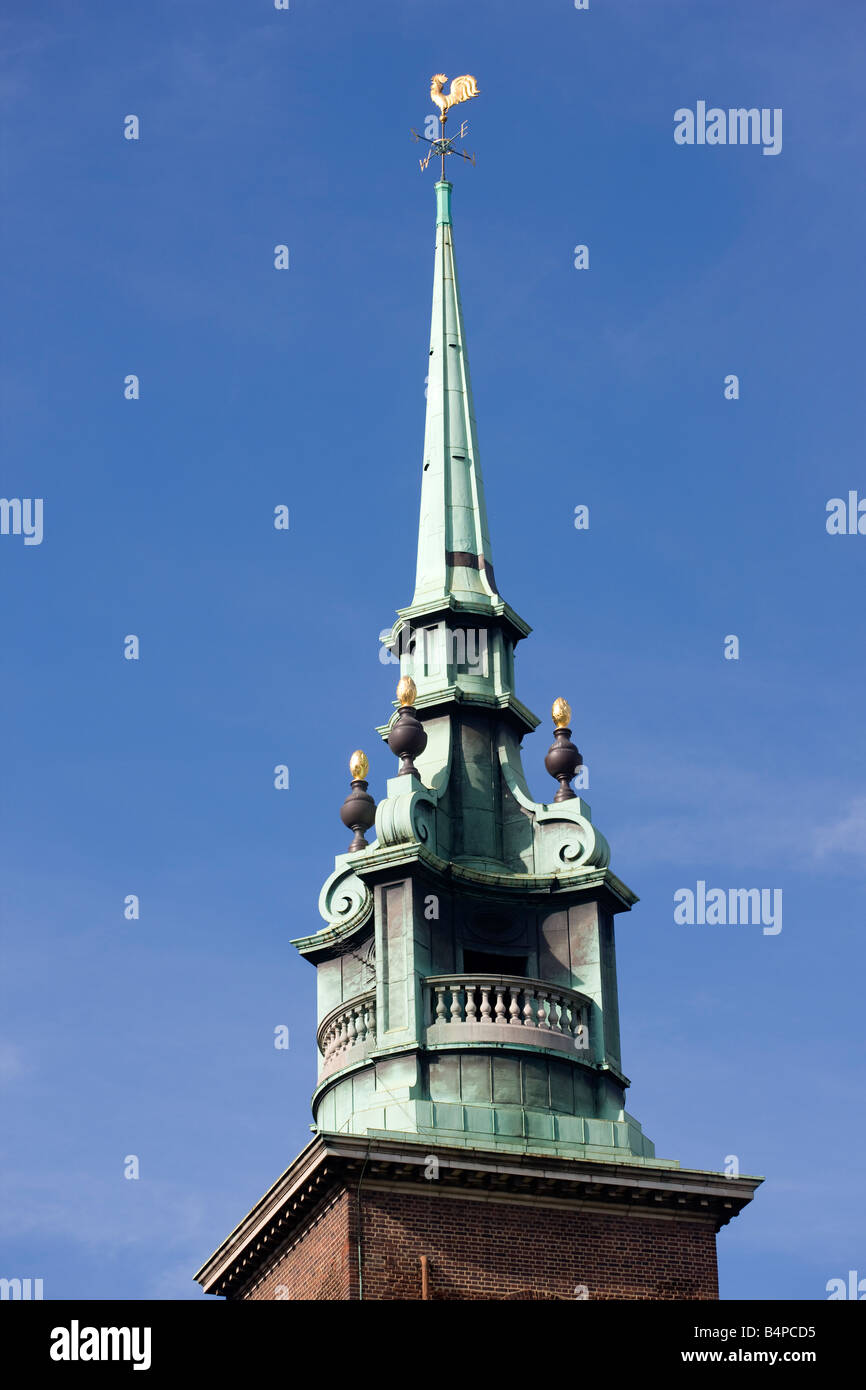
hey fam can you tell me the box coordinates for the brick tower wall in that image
[238,1181,719,1301]
[244,1190,356,1301]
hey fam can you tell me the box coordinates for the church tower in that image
[195,87,760,1302]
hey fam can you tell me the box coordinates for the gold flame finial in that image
[552,697,572,729]
[349,750,369,780]
[396,675,417,707]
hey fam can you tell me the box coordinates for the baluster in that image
[480,985,492,1023]
[494,985,507,1024]
[465,982,478,1023]
[563,997,572,1035]
[522,990,536,1027]
[346,1008,357,1049]
[435,985,448,1024]
[508,986,521,1025]
[367,1001,376,1041]
[450,985,463,1024]
[546,994,559,1032]
[356,1003,367,1045]
[536,992,548,1030]
[564,995,574,1033]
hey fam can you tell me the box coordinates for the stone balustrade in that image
[425,973,591,1057]
[317,992,376,1074]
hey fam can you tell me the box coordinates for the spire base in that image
[435,180,452,225]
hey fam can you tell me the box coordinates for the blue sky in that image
[1,0,864,1300]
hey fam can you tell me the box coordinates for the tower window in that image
[462,949,528,979]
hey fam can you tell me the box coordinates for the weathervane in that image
[411,73,479,178]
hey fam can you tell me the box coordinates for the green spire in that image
[381,180,534,732]
[412,180,498,612]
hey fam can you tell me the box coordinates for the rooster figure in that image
[430,73,480,123]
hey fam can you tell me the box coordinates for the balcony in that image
[425,973,592,1059]
[317,991,376,1077]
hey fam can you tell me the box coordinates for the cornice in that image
[195,1132,763,1298]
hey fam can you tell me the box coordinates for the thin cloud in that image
[0,1043,30,1085]
[814,797,866,863]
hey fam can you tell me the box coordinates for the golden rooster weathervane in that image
[411,73,479,178]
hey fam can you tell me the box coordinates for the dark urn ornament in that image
[340,750,377,851]
[387,676,428,777]
[544,697,583,802]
